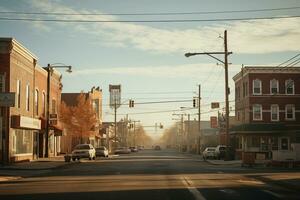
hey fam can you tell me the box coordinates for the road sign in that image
[49,120,57,125]
[49,114,57,119]
[211,102,220,109]
[210,116,218,128]
[0,93,15,107]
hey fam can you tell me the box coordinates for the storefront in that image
[10,115,41,162]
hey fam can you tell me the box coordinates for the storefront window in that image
[14,130,33,154]
[280,137,289,150]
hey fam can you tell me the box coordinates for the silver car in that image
[96,146,109,157]
[202,147,216,160]
[72,144,96,161]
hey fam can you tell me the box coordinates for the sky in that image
[0,0,299,138]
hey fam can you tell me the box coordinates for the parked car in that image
[129,146,138,152]
[154,145,161,150]
[95,146,109,157]
[137,146,144,150]
[72,144,96,161]
[215,145,226,160]
[115,147,131,154]
[202,147,216,160]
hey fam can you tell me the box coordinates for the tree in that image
[60,93,98,144]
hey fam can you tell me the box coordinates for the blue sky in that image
[1,0,299,138]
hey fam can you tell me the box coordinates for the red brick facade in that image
[0,38,62,163]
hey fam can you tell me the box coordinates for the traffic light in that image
[193,98,196,107]
[159,123,163,129]
[129,99,134,108]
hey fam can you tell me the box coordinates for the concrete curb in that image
[0,176,22,182]
[0,161,79,171]
[205,159,242,165]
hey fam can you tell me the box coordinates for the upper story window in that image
[285,104,295,120]
[270,79,279,94]
[253,79,262,95]
[271,104,279,121]
[42,92,46,116]
[242,82,248,97]
[52,99,56,114]
[285,79,294,95]
[35,89,39,116]
[16,80,21,108]
[0,74,5,92]
[25,84,30,111]
[253,104,262,121]
[236,86,240,101]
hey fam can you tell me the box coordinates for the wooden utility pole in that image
[185,30,232,158]
[198,84,201,153]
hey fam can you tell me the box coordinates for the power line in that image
[277,53,300,67]
[0,15,299,23]
[1,6,299,16]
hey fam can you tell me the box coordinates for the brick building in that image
[0,38,63,163]
[60,86,103,153]
[231,66,300,160]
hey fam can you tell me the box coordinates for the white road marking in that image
[219,189,236,195]
[262,189,283,198]
[181,177,206,200]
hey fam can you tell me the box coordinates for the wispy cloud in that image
[26,0,300,54]
[71,63,241,79]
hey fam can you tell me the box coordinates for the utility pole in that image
[224,30,230,152]
[198,84,201,154]
[187,114,190,152]
[185,30,232,159]
[114,99,117,147]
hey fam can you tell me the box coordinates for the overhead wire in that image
[1,6,299,16]
[0,15,299,23]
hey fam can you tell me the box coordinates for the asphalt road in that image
[0,149,299,200]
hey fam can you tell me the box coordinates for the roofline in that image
[0,38,38,60]
[233,66,300,81]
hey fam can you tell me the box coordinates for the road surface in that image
[0,149,299,200]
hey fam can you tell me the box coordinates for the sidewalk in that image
[0,156,76,170]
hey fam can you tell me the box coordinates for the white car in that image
[72,144,96,161]
[96,146,109,157]
[202,147,216,160]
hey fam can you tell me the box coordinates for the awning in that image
[230,123,289,134]
[51,125,63,136]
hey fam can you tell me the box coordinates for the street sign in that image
[49,114,57,119]
[211,102,220,109]
[49,120,57,125]
[0,93,15,107]
[210,116,218,128]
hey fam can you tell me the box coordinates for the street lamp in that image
[185,30,232,159]
[44,63,72,158]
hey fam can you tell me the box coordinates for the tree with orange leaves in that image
[60,93,97,144]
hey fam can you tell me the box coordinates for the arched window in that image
[270,79,278,94]
[285,79,294,94]
[253,79,262,95]
[35,89,39,116]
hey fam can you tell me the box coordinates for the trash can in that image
[242,152,255,167]
[64,154,71,162]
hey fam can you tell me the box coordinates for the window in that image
[280,137,289,150]
[285,79,294,94]
[25,84,30,111]
[245,82,248,96]
[236,86,240,100]
[52,99,56,114]
[270,79,278,94]
[253,104,262,120]
[251,137,260,147]
[0,74,5,92]
[285,104,295,120]
[35,89,39,116]
[13,130,33,154]
[271,104,279,121]
[253,79,262,95]
[42,92,46,116]
[16,80,21,108]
